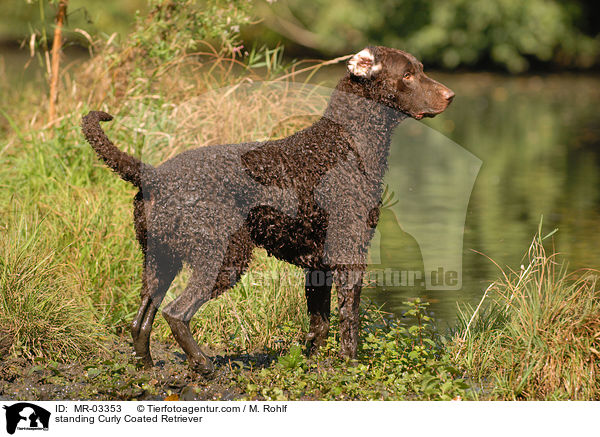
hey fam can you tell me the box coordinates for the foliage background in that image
[0,0,598,72]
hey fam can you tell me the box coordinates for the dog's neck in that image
[322,74,407,180]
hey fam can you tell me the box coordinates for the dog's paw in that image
[190,357,215,376]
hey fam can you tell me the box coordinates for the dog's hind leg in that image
[131,294,156,368]
[132,253,181,368]
[131,295,150,347]
[162,228,254,374]
[162,305,214,374]
[305,268,332,355]
[161,262,221,373]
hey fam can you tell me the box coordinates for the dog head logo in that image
[3,403,50,435]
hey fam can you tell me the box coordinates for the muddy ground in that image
[0,337,276,401]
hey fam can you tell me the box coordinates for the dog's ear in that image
[347,47,382,79]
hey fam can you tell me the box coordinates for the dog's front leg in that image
[334,267,364,359]
[305,268,332,355]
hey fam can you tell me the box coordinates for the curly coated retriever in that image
[82,46,454,373]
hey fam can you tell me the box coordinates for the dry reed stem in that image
[48,0,68,125]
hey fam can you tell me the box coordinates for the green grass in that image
[452,231,600,400]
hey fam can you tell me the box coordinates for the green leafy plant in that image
[237,300,471,401]
[278,344,306,370]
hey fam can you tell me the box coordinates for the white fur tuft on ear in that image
[348,48,382,78]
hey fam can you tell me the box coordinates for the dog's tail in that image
[82,111,154,189]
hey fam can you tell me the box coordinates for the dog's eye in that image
[403,72,412,80]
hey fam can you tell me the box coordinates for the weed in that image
[2,0,597,402]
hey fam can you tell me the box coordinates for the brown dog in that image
[82,46,454,373]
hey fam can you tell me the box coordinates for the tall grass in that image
[0,211,107,361]
[452,231,600,400]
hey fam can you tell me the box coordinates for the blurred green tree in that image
[256,0,599,71]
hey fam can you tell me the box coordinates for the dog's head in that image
[347,46,454,119]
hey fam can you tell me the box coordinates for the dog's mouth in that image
[413,110,442,120]
[414,102,453,120]
[413,91,455,120]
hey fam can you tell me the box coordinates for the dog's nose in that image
[441,87,455,102]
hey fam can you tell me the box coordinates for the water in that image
[363,73,600,328]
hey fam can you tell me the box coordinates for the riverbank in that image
[0,298,471,401]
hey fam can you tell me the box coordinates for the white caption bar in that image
[0,401,598,436]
